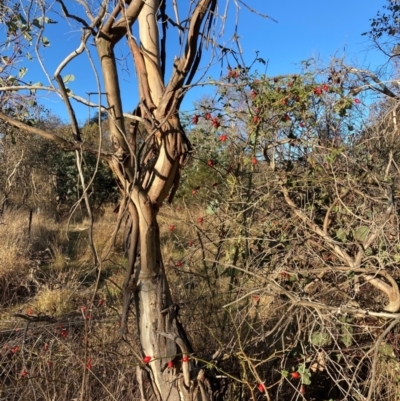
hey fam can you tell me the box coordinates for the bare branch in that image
[364,271,400,312]
[0,110,110,158]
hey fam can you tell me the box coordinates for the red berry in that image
[167,360,174,368]
[143,356,152,364]
[300,384,306,394]
[212,118,220,128]
[197,217,203,224]
[86,358,92,370]
[182,356,190,363]
[219,134,227,142]
[169,225,175,232]
[291,371,300,379]
[21,370,28,377]
[251,157,257,165]
[354,98,361,104]
[207,159,214,167]
[192,190,197,195]
[176,261,183,267]
[257,383,266,392]
[322,84,329,91]
[284,114,290,121]
[251,90,257,99]
[253,116,259,124]
[205,113,212,120]
[192,115,199,124]
[313,87,322,95]
[188,241,194,247]
[299,122,305,128]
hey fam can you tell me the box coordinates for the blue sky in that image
[7,0,388,122]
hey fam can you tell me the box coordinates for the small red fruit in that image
[21,370,28,377]
[313,87,323,95]
[253,116,259,124]
[86,358,92,371]
[251,90,257,99]
[299,122,305,128]
[322,84,329,91]
[300,384,306,394]
[207,159,214,167]
[11,346,19,353]
[257,383,266,392]
[197,217,204,224]
[27,308,33,315]
[167,360,174,368]
[205,112,212,120]
[143,356,152,364]
[354,98,361,104]
[284,114,290,121]
[61,329,67,339]
[212,118,220,128]
[192,190,197,195]
[219,134,227,142]
[169,225,175,232]
[291,371,301,379]
[182,356,190,363]
[176,261,183,267]
[251,157,257,165]
[43,343,49,351]
[192,115,199,124]
[188,241,194,247]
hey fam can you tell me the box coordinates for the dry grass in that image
[1,196,400,401]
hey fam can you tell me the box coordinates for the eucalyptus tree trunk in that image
[95,1,217,399]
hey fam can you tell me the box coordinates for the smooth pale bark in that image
[138,0,165,107]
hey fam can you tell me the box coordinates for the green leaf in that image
[63,74,75,84]
[43,16,58,24]
[22,30,32,41]
[18,67,27,79]
[41,36,50,47]
[353,226,369,242]
[339,317,353,347]
[297,364,312,385]
[335,228,347,242]
[32,18,42,29]
[281,370,289,378]
[311,331,332,346]
[379,343,394,357]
